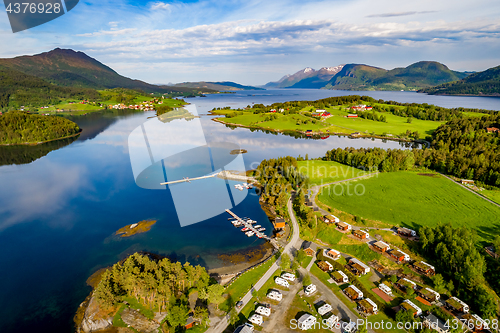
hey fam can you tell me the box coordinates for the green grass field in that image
[481,189,500,205]
[220,257,276,312]
[323,105,444,136]
[318,171,500,242]
[213,101,446,137]
[297,160,372,185]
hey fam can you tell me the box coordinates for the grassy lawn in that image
[186,325,209,333]
[481,188,500,205]
[318,171,500,242]
[316,224,344,245]
[324,105,444,137]
[220,257,276,312]
[297,160,372,185]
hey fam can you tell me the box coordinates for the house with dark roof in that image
[302,241,318,257]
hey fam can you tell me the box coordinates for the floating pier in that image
[160,173,217,185]
[225,209,278,249]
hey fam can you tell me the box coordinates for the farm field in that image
[323,105,444,136]
[297,160,372,185]
[318,171,500,242]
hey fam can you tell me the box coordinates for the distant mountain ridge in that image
[174,81,264,91]
[265,61,468,91]
[0,48,215,94]
[419,65,500,96]
[264,65,344,88]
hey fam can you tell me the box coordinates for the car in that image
[281,272,296,282]
[305,284,317,296]
[255,306,271,317]
[275,277,290,288]
[236,301,244,310]
[249,314,263,325]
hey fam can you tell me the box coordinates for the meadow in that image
[318,171,500,242]
[212,101,446,137]
[297,160,372,185]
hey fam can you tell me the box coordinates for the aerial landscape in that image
[1,1,500,333]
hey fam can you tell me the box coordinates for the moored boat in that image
[245,231,254,237]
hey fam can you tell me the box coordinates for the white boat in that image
[254,225,261,229]
[245,231,255,237]
[241,227,249,232]
[258,228,266,232]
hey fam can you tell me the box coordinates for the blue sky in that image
[1,0,500,85]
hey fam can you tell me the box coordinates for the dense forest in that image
[0,69,99,110]
[255,156,309,216]
[419,224,497,318]
[323,114,500,186]
[0,111,80,144]
[94,253,216,331]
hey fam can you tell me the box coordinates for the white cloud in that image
[150,2,171,11]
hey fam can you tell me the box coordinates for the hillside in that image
[419,65,500,95]
[174,81,264,91]
[264,66,344,88]
[324,61,467,90]
[324,64,388,90]
[0,68,99,110]
[0,48,214,94]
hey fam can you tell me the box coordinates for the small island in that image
[0,111,81,145]
[210,95,495,141]
[115,220,157,237]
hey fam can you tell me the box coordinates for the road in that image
[206,196,301,333]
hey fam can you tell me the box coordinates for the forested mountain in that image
[324,61,467,91]
[0,48,213,94]
[0,111,80,144]
[0,68,99,109]
[419,65,500,95]
[174,81,263,91]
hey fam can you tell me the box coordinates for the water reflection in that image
[128,104,248,227]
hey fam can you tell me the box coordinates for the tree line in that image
[323,114,500,186]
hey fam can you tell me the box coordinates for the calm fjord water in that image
[0,90,499,332]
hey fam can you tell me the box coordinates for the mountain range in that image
[264,65,344,89]
[264,61,470,91]
[419,65,500,96]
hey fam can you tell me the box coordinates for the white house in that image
[379,283,392,295]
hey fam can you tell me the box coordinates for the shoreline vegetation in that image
[210,95,496,143]
[115,220,157,238]
[0,111,81,145]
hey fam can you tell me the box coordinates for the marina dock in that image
[160,173,217,185]
[225,209,279,249]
